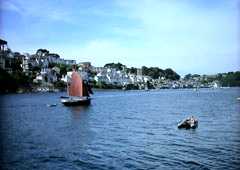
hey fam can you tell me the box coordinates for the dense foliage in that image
[126,67,137,74]
[53,80,66,90]
[104,63,180,80]
[0,68,31,93]
[104,62,126,70]
[184,71,240,87]
[55,63,72,76]
[142,66,180,80]
[184,74,201,80]
[0,68,17,93]
[0,56,34,93]
[217,71,240,87]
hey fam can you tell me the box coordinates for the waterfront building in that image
[93,67,130,86]
[46,53,61,64]
[21,53,30,74]
[128,74,137,84]
[64,59,76,65]
[137,68,142,76]
[57,58,65,64]
[92,67,107,73]
[34,67,59,84]
[61,71,73,82]
[78,62,92,71]
[0,39,8,51]
[143,76,151,83]
[0,39,11,71]
[212,81,220,88]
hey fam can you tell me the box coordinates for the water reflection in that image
[68,106,90,119]
[66,105,95,149]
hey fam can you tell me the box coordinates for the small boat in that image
[178,116,198,129]
[47,103,57,107]
[61,65,93,106]
[60,96,69,99]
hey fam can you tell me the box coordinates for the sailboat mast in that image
[67,81,69,96]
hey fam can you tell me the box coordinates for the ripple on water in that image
[1,88,240,170]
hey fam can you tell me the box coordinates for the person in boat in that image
[84,80,93,95]
[77,66,93,96]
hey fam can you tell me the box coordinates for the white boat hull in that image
[61,96,91,106]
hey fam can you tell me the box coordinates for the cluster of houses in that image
[0,39,76,71]
[91,67,152,89]
[75,64,220,89]
[0,39,76,89]
[0,38,220,91]
[59,63,152,89]
[151,78,219,89]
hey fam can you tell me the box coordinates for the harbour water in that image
[1,88,240,169]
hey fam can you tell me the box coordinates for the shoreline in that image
[1,86,238,95]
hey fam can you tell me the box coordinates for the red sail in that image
[68,71,90,97]
[69,71,83,97]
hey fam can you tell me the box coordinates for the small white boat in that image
[178,116,198,129]
[47,103,57,107]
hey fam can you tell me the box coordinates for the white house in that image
[64,59,76,65]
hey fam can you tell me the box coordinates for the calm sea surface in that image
[1,88,240,170]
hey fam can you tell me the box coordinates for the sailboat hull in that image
[61,97,91,106]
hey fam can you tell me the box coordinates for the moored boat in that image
[178,116,198,129]
[47,103,57,107]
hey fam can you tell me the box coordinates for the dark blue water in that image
[1,88,240,169]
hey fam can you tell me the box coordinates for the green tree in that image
[0,68,17,93]
[184,74,192,80]
[164,68,180,80]
[127,67,137,74]
[142,66,180,80]
[12,58,23,72]
[142,66,148,75]
[104,62,126,70]
[221,71,240,86]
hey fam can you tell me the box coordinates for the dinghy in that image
[178,116,198,129]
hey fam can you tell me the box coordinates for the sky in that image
[0,0,239,75]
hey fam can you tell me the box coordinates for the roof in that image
[0,39,7,45]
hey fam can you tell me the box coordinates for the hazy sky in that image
[0,0,239,75]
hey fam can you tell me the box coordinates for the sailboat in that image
[61,68,92,106]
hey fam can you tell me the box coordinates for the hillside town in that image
[0,38,239,93]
